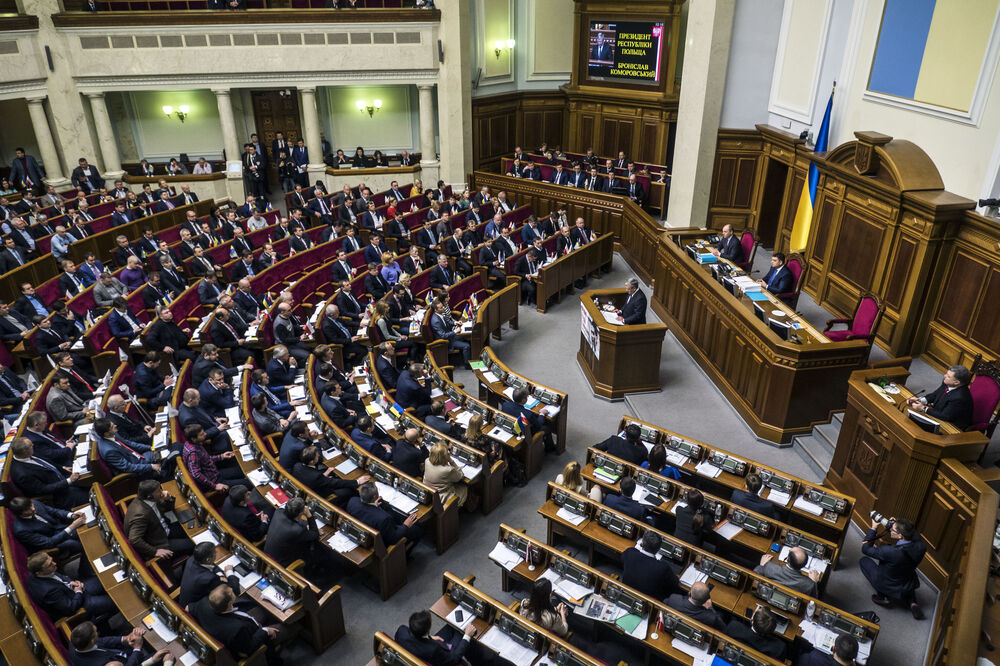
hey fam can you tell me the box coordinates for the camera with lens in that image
[870,510,895,531]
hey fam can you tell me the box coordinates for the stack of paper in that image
[479,626,539,665]
[555,507,586,526]
[694,461,722,478]
[326,531,359,554]
[247,467,271,486]
[446,605,476,630]
[714,521,743,540]
[453,411,473,427]
[142,613,177,642]
[679,564,708,587]
[766,489,792,506]
[335,458,358,475]
[481,371,500,384]
[539,569,593,602]
[192,530,219,545]
[793,496,824,516]
[375,413,398,432]
[375,481,419,514]
[459,463,482,481]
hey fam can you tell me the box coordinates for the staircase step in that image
[794,434,834,478]
[831,411,845,426]
[813,422,842,452]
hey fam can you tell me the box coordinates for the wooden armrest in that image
[286,558,307,572]
[823,317,850,331]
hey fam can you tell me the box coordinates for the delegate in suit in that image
[905,365,975,430]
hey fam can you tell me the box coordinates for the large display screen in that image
[587,21,664,86]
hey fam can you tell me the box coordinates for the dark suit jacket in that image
[762,266,794,294]
[376,355,400,389]
[395,371,431,411]
[716,235,745,264]
[393,625,468,666]
[724,619,787,661]
[594,435,646,465]
[667,593,726,631]
[28,573,88,618]
[924,383,974,430]
[621,290,647,325]
[178,403,221,440]
[622,547,681,600]
[10,457,71,498]
[178,558,239,608]
[189,597,268,658]
[731,489,779,520]
[24,430,74,467]
[0,309,32,340]
[291,462,358,498]
[263,510,318,566]
[12,501,76,552]
[146,321,190,355]
[266,358,296,387]
[604,493,646,520]
[796,648,840,666]
[159,268,187,295]
[70,636,142,666]
[109,410,152,446]
[221,497,268,542]
[860,528,927,598]
[391,441,427,479]
[134,363,169,401]
[347,497,411,546]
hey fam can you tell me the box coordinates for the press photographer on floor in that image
[859,511,927,620]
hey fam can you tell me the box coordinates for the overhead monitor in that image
[587,21,664,86]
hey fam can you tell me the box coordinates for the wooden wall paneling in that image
[829,207,884,291]
[707,129,764,232]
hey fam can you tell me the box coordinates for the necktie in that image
[115,437,143,460]
[49,328,63,342]
[0,374,17,396]
[232,610,261,628]
[4,316,26,332]
[72,371,93,392]
[30,456,60,474]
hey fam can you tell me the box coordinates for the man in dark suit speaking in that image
[617,278,647,325]
[758,252,794,296]
[591,30,613,61]
[712,224,745,265]
[906,365,974,430]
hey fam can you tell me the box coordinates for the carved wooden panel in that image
[935,252,988,333]
[830,209,882,289]
[638,120,660,164]
[884,236,916,310]
[811,196,836,260]
[712,157,737,208]
[970,267,1000,351]
[579,114,596,149]
[848,431,885,490]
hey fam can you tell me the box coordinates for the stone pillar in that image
[85,92,123,179]
[214,88,244,202]
[299,86,327,187]
[435,0,473,186]
[417,84,438,167]
[25,96,67,186]
[665,1,735,229]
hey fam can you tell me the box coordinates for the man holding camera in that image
[860,515,927,619]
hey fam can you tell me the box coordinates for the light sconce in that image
[356,99,383,118]
[494,39,515,59]
[162,105,190,123]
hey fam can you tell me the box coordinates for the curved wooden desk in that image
[577,288,668,400]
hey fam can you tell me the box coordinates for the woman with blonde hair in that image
[409,178,423,198]
[555,461,602,501]
[380,251,402,285]
[372,300,414,358]
[424,441,478,510]
[464,413,501,464]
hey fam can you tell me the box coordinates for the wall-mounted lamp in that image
[162,105,189,123]
[494,39,515,59]
[356,99,382,118]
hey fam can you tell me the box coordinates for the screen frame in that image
[579,14,671,94]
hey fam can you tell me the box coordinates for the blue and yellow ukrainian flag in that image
[789,87,833,251]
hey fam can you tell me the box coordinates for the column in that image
[85,92,122,178]
[213,88,241,168]
[417,84,438,167]
[665,1,735,229]
[25,96,67,185]
[299,87,324,168]
[434,0,472,185]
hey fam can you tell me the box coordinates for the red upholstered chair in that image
[737,230,757,272]
[823,293,883,344]
[775,253,805,308]
[969,354,1000,436]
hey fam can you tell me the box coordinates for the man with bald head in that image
[667,581,726,631]
[755,547,821,597]
[273,302,310,364]
[712,224,745,265]
[107,394,155,446]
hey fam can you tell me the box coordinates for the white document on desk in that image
[766,489,792,506]
[430,387,445,398]
[666,452,688,466]
[670,501,687,515]
[487,426,510,441]
[778,546,829,576]
[143,613,178,643]
[671,638,712,663]
[453,411,472,427]
[445,605,477,630]
[288,385,306,401]
[460,463,482,481]
[541,404,561,417]
[479,626,539,666]
[192,530,219,546]
[694,461,722,478]
[488,542,522,570]
[555,507,587,526]
[502,387,515,399]
[679,564,708,587]
[793,496,824,516]
[376,414,398,432]
[481,371,500,384]
[178,652,199,666]
[335,458,359,475]
[326,531,359,554]
[539,568,593,601]
[246,467,271,486]
[601,311,622,325]
[714,521,743,541]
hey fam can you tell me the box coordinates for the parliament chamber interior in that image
[1,0,1000,664]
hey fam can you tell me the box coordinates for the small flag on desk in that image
[230,246,238,259]
[389,402,404,419]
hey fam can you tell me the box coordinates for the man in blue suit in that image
[346,482,423,547]
[395,362,432,418]
[10,497,86,557]
[94,417,162,480]
[375,342,401,389]
[603,477,646,520]
[430,301,471,366]
[70,621,164,666]
[108,296,144,341]
[134,351,175,408]
[861,517,927,619]
[501,387,552,450]
[549,163,569,186]
[321,381,356,430]
[27,551,115,618]
[291,139,309,187]
[249,369,299,418]
[351,416,393,461]
[758,252,794,296]
[621,531,681,601]
[266,346,298,388]
[23,411,75,468]
[618,278,647,325]
[731,473,779,520]
[278,421,311,469]
[178,388,231,453]
[198,369,235,418]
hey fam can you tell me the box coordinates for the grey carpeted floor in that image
[287,251,937,666]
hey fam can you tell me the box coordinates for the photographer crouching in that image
[859,512,927,620]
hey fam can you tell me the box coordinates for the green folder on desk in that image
[615,613,642,633]
[469,361,486,370]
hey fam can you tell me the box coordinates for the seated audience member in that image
[189,584,284,661]
[108,296,145,341]
[273,303,311,365]
[430,300,471,367]
[198,273,223,306]
[183,424,244,492]
[622,531,681,601]
[603,477,646,520]
[667,581,726,631]
[352,415,394,461]
[321,381,357,430]
[119,255,148,291]
[23,410,75,467]
[27,551,115,619]
[555,461,602,501]
[10,496,86,557]
[9,437,88,508]
[178,542,240,609]
[292,445,369,505]
[798,635,860,666]
[221,485,270,542]
[724,607,787,661]
[94,272,129,310]
[0,361,29,413]
[905,365,974,431]
[425,400,463,439]
[758,547,823,597]
[643,442,681,480]
[519,578,569,637]
[124,480,195,561]
[45,372,93,428]
[106,394,154,446]
[263,498,321,568]
[731,473,780,519]
[198,368,236,418]
[278,421,312,470]
[375,342,401,389]
[179,387,232,453]
[249,368,298,417]
[250,392,286,436]
[757,252,794,296]
[266,344,299,387]
[673,488,713,548]
[423,441,477,510]
[501,387,553,451]
[347,481,424,547]
[392,427,428,479]
[711,224,745,264]
[94,417,162,480]
[145,305,196,363]
[394,609,478,666]
[320,303,366,366]
[594,423,646,464]
[193,342,244,387]
[69,621,171,666]
[134,351,176,408]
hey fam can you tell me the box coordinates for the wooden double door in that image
[250,90,303,187]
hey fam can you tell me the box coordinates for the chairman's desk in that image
[826,367,988,529]
[536,486,879,664]
[656,237,871,443]
[578,288,668,400]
